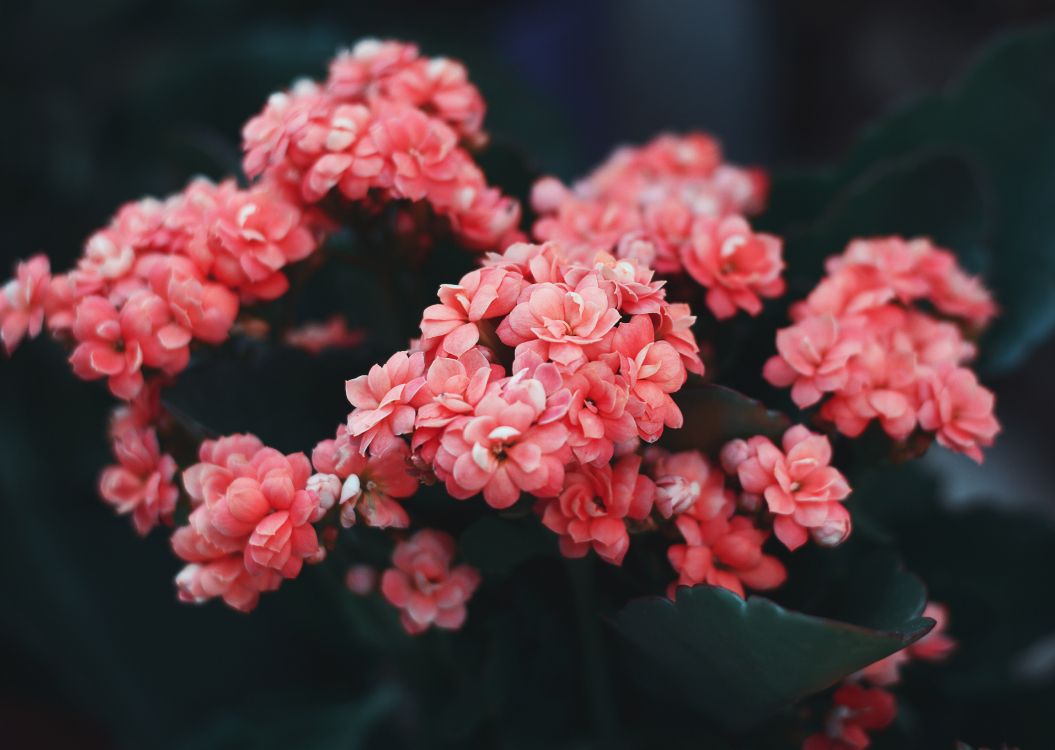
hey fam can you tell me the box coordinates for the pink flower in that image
[612,315,687,441]
[764,314,862,407]
[368,107,463,202]
[655,302,706,376]
[242,81,335,180]
[172,527,281,613]
[497,274,621,368]
[345,564,378,595]
[447,184,523,251]
[284,315,365,354]
[858,602,956,686]
[420,266,525,356]
[326,39,420,101]
[181,434,320,579]
[723,425,852,550]
[918,366,1000,463]
[0,255,51,354]
[299,103,378,201]
[539,454,655,565]
[434,377,569,509]
[311,426,417,528]
[382,56,485,138]
[69,295,145,399]
[533,199,642,258]
[346,350,428,456]
[562,361,636,466]
[144,255,239,345]
[413,349,503,461]
[681,215,785,318]
[803,684,897,750]
[650,450,731,520]
[99,417,178,536]
[668,511,786,598]
[188,185,317,301]
[380,529,481,635]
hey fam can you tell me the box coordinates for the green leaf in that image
[760,25,1055,373]
[459,515,558,579]
[661,377,790,454]
[612,566,933,733]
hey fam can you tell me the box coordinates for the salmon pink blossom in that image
[722,426,852,551]
[918,366,1000,463]
[538,454,655,565]
[764,314,862,408]
[0,255,51,354]
[420,265,525,356]
[346,350,428,456]
[804,684,897,750]
[613,315,687,441]
[380,529,480,635]
[99,418,179,535]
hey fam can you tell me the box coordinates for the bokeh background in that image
[3,1,1055,748]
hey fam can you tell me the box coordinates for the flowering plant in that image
[3,30,1053,750]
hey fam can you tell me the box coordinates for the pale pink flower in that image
[681,215,785,318]
[69,295,145,399]
[497,274,621,367]
[538,454,655,565]
[434,380,569,509]
[242,81,334,179]
[655,302,706,376]
[668,511,786,598]
[345,350,428,455]
[820,341,919,440]
[311,426,417,528]
[447,184,523,251]
[413,349,504,461]
[612,315,687,441]
[380,529,480,635]
[326,39,421,102]
[0,255,51,354]
[382,56,485,137]
[141,254,239,345]
[917,366,1000,463]
[187,185,317,301]
[764,314,862,407]
[590,252,666,315]
[723,425,852,551]
[99,419,178,536]
[533,199,642,258]
[420,266,526,356]
[367,107,463,202]
[299,103,378,201]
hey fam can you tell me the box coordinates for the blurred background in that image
[2,1,1055,748]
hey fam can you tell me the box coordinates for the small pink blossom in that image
[413,349,504,461]
[764,314,862,408]
[539,454,655,565]
[681,215,785,318]
[562,361,636,467]
[497,274,621,368]
[0,255,51,354]
[311,426,417,528]
[420,266,526,356]
[434,378,570,509]
[172,528,281,613]
[918,366,1000,463]
[346,350,429,455]
[99,416,178,536]
[345,564,378,595]
[612,315,687,441]
[69,295,145,399]
[380,529,480,635]
[722,425,852,550]
[284,316,365,354]
[650,449,731,520]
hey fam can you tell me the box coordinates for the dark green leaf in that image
[459,515,558,579]
[661,377,790,454]
[612,569,932,732]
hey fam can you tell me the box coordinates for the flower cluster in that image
[530,133,784,318]
[721,425,852,551]
[380,529,481,634]
[764,237,1000,462]
[804,602,955,749]
[242,39,521,251]
[171,434,324,612]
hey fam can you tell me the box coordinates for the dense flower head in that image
[766,236,1000,462]
[530,132,780,313]
[380,529,481,634]
[241,42,520,252]
[170,433,322,611]
[0,255,51,354]
[722,425,852,551]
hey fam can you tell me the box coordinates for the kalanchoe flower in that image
[419,265,525,357]
[172,529,282,614]
[345,350,428,456]
[434,375,570,509]
[681,215,785,319]
[380,529,480,635]
[917,366,1000,463]
[69,295,146,399]
[99,415,179,536]
[857,602,956,686]
[649,449,731,520]
[562,361,636,467]
[538,453,655,565]
[0,255,51,354]
[667,509,786,598]
[284,315,365,354]
[803,684,897,750]
[311,426,417,528]
[722,425,852,551]
[613,314,687,441]
[764,314,862,408]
